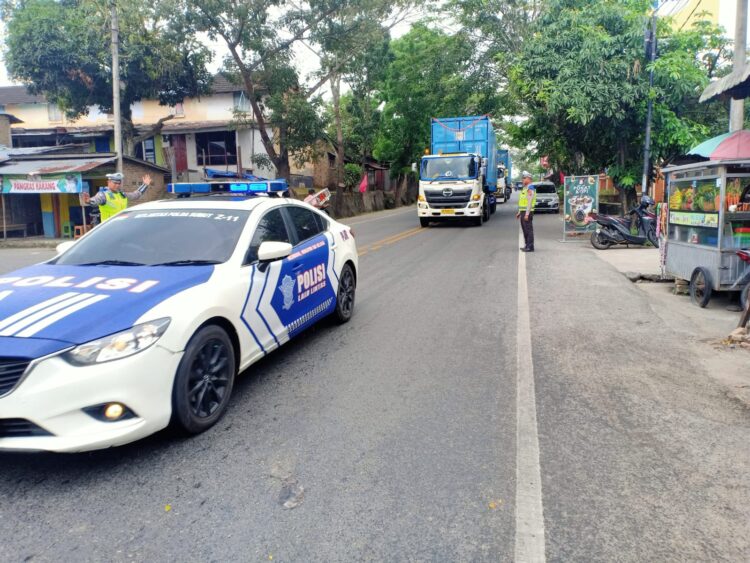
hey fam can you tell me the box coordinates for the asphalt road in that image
[0,201,748,562]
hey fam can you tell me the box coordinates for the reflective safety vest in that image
[518,186,537,210]
[99,191,128,222]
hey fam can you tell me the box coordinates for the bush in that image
[344,163,363,190]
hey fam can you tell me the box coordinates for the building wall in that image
[0,115,11,146]
[121,160,167,203]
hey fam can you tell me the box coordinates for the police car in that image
[0,180,358,452]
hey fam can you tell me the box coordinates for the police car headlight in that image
[64,318,171,365]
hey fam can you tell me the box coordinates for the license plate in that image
[441,209,455,215]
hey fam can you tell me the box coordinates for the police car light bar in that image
[167,179,288,195]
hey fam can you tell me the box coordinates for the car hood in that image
[0,263,214,346]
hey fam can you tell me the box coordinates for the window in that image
[286,206,325,242]
[245,209,291,264]
[196,131,237,166]
[135,137,157,163]
[328,154,336,169]
[233,91,251,112]
[170,103,185,117]
[532,183,557,194]
[47,103,62,122]
[55,209,250,266]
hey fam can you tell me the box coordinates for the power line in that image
[678,0,704,32]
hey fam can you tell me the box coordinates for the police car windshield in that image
[421,157,477,180]
[55,209,250,266]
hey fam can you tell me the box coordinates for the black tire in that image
[591,230,612,250]
[473,215,483,227]
[171,325,236,435]
[482,202,490,223]
[334,263,356,323]
[419,217,430,228]
[490,201,497,214]
[741,282,750,312]
[690,267,713,308]
[647,228,659,248]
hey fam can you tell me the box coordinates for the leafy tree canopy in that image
[2,0,212,133]
[507,0,730,188]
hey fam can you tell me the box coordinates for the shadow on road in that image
[0,316,339,476]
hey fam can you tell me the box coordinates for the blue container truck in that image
[417,116,498,227]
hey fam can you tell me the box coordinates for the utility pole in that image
[730,0,748,132]
[110,0,123,172]
[640,3,658,196]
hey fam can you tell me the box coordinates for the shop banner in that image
[563,175,598,239]
[669,211,719,228]
[1,174,83,194]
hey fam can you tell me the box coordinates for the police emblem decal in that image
[279,275,296,310]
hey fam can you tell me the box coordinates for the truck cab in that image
[417,153,491,227]
[417,116,499,228]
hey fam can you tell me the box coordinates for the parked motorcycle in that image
[590,196,659,249]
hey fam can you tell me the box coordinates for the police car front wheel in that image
[334,263,356,323]
[171,325,236,434]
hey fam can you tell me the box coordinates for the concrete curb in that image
[0,238,64,249]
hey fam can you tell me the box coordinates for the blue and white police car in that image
[0,180,358,452]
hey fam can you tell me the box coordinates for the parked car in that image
[532,181,560,213]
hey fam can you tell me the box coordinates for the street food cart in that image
[663,159,750,307]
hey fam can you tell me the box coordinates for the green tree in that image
[184,0,404,180]
[373,24,499,172]
[2,0,212,154]
[508,0,730,199]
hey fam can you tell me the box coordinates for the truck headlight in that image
[418,194,426,202]
[471,194,481,201]
[64,318,171,365]
[468,202,480,208]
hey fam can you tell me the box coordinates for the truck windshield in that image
[421,157,477,180]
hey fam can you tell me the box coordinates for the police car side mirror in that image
[258,241,292,263]
[56,241,76,255]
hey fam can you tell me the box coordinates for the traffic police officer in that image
[516,170,536,252]
[84,172,152,222]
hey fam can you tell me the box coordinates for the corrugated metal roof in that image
[162,120,232,133]
[700,67,750,102]
[0,144,87,159]
[0,86,47,105]
[0,156,115,175]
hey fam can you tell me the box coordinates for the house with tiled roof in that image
[0,74,276,181]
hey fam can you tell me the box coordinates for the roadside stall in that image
[663,143,750,307]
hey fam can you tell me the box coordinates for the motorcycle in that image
[590,196,659,249]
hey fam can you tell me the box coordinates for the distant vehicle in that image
[531,181,560,213]
[497,149,512,204]
[416,116,498,227]
[0,180,358,452]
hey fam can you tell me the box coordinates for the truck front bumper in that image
[417,204,481,218]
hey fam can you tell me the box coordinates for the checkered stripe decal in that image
[286,298,334,333]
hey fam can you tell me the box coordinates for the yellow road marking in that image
[358,226,425,256]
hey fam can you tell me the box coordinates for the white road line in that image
[515,229,546,562]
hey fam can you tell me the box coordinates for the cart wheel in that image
[689,267,713,308]
[741,282,750,312]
